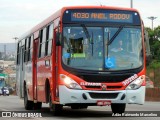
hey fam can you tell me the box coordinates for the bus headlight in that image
[126,75,145,90]
[60,74,82,90]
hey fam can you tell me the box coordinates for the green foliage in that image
[146,26,160,60]
[146,26,160,87]
[148,60,160,69]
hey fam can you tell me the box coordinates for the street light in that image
[148,16,157,30]
[13,37,18,50]
[13,37,18,42]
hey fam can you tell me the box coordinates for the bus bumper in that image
[59,85,145,105]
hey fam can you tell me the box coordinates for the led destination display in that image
[71,12,133,23]
[63,9,140,24]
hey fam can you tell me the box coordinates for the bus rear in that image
[58,6,146,113]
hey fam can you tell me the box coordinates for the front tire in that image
[111,103,126,114]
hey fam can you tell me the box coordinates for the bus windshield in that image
[62,25,143,71]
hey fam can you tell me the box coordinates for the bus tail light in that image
[60,74,82,90]
[126,75,145,90]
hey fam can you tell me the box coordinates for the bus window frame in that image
[45,23,54,56]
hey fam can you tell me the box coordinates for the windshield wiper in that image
[91,32,94,56]
[81,24,94,56]
[81,24,90,40]
[107,25,124,45]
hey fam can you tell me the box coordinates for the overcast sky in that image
[0,0,159,43]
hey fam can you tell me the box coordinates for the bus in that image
[16,6,147,114]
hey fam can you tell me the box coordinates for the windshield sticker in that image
[105,57,116,68]
[63,53,71,58]
[80,82,101,86]
[71,53,86,58]
[122,74,138,86]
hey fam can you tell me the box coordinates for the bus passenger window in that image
[46,24,53,56]
[28,36,33,61]
[49,24,54,39]
[41,43,46,57]
[24,38,28,62]
[42,28,46,43]
[16,42,20,65]
[39,30,43,58]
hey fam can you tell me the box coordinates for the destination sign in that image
[63,9,141,25]
[71,12,133,23]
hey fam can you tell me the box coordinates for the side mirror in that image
[56,21,61,46]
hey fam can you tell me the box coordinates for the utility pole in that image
[148,16,157,30]
[130,0,133,8]
[4,45,6,61]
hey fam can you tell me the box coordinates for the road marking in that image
[0,108,9,111]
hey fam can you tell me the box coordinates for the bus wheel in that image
[24,86,33,110]
[34,102,42,110]
[111,103,126,114]
[49,92,63,115]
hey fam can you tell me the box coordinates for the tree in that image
[145,26,160,60]
[154,26,160,41]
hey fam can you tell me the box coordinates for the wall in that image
[145,88,160,101]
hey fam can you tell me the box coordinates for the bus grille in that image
[85,86,122,89]
[79,74,133,83]
[89,92,118,99]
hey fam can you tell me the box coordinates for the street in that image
[0,95,160,120]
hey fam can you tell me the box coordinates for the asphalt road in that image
[0,95,160,120]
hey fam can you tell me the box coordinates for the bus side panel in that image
[36,58,52,102]
[37,60,46,102]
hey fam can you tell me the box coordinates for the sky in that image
[0,0,160,43]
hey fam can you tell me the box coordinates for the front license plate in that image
[97,100,111,106]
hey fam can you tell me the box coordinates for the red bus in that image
[16,6,146,114]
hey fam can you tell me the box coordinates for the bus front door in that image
[19,46,25,98]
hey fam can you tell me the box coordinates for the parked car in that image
[1,87,10,96]
[8,87,15,93]
[146,76,154,88]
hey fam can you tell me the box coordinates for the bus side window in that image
[46,23,53,56]
[17,42,20,65]
[28,36,33,61]
[39,29,43,58]
[24,38,28,62]
[42,28,47,57]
